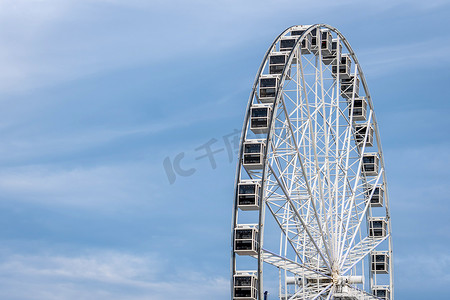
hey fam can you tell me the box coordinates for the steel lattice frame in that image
[231,24,393,300]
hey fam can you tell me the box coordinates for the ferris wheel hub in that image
[336,275,364,285]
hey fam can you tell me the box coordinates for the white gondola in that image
[373,286,390,300]
[242,140,265,170]
[371,251,389,274]
[332,54,352,79]
[362,153,379,176]
[341,74,360,99]
[322,38,342,65]
[368,217,387,238]
[310,28,319,53]
[258,75,279,103]
[354,124,373,147]
[291,29,312,54]
[238,180,260,211]
[349,97,367,121]
[366,184,384,207]
[234,271,258,300]
[250,104,272,134]
[234,224,258,256]
[269,52,288,75]
[320,29,333,56]
[279,37,297,52]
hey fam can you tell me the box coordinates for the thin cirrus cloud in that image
[0,249,228,300]
[1,0,447,93]
[0,163,158,210]
[358,38,450,76]
[0,0,266,93]
[0,90,241,168]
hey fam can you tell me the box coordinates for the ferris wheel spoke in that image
[267,164,331,270]
[338,111,376,257]
[258,249,331,279]
[340,235,389,275]
[265,200,310,264]
[295,57,338,266]
[273,95,335,262]
[317,53,336,264]
[339,169,384,263]
[265,190,317,251]
[337,126,356,229]
[287,282,333,300]
[310,283,333,300]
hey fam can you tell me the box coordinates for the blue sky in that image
[0,0,449,299]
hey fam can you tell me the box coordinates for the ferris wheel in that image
[231,24,393,300]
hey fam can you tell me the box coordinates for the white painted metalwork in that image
[232,24,393,300]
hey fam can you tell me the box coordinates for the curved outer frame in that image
[231,24,393,300]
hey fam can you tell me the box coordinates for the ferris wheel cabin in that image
[320,29,333,56]
[250,104,272,134]
[362,153,379,176]
[233,271,258,300]
[332,54,352,79]
[310,28,320,53]
[279,37,296,52]
[373,286,391,300]
[349,97,368,121]
[371,251,390,274]
[237,180,260,211]
[242,140,265,170]
[234,224,259,256]
[341,74,360,99]
[269,53,288,75]
[322,38,342,65]
[368,217,388,238]
[354,124,374,147]
[259,75,279,103]
[290,29,312,54]
[366,184,384,207]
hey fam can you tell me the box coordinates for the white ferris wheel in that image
[231,24,393,300]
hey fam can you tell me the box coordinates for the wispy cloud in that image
[0,163,158,211]
[0,90,241,169]
[359,38,450,76]
[1,0,447,92]
[0,249,228,300]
